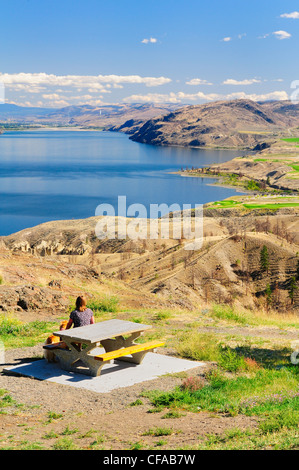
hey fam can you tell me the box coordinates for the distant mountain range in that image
[0,103,179,129]
[1,99,299,150]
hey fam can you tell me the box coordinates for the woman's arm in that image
[66,318,73,329]
[90,316,95,325]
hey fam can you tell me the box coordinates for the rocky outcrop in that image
[0,285,70,314]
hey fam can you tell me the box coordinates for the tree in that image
[260,245,270,273]
[288,276,298,305]
[265,284,272,312]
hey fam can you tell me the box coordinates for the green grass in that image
[143,427,175,437]
[211,304,250,325]
[243,202,299,209]
[61,426,78,436]
[145,367,299,417]
[212,200,242,208]
[211,196,299,211]
[0,315,56,349]
[52,437,77,450]
[170,330,272,372]
[0,389,17,413]
[281,138,299,143]
[87,295,119,315]
[46,411,63,423]
[198,426,299,450]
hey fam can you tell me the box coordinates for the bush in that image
[88,296,119,315]
[218,346,248,373]
[246,180,261,191]
[181,376,205,392]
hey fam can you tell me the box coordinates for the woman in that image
[66,296,95,329]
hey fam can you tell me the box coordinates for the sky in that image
[0,0,298,108]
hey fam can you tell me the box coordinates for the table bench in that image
[43,320,164,377]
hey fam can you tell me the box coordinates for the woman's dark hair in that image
[76,296,87,312]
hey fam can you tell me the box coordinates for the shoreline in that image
[170,170,258,194]
[1,126,104,132]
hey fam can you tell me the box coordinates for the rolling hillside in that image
[128,99,299,150]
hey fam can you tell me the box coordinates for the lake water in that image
[0,129,246,236]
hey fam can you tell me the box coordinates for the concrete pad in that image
[3,353,204,394]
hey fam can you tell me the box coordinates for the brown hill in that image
[2,202,299,314]
[129,99,299,150]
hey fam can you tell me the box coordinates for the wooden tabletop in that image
[53,319,152,344]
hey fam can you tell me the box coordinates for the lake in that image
[0,129,246,236]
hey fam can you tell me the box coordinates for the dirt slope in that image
[2,204,299,314]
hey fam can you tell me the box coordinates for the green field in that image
[281,137,299,144]
[212,200,242,208]
[211,198,299,211]
[243,203,299,209]
[281,138,299,143]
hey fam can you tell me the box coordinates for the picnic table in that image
[43,319,164,377]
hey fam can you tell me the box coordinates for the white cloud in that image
[124,91,220,104]
[273,30,291,40]
[123,93,179,104]
[42,93,64,100]
[280,11,299,19]
[123,90,289,104]
[32,92,106,108]
[225,90,289,101]
[186,78,213,86]
[221,37,232,42]
[50,100,70,108]
[223,78,261,86]
[1,72,172,108]
[141,37,157,44]
[259,31,291,40]
[0,72,171,91]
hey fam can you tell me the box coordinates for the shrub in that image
[218,346,248,373]
[181,376,205,392]
[243,357,260,372]
[88,296,119,315]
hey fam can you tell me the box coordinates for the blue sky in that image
[0,0,298,107]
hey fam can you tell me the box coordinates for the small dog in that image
[43,320,68,363]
